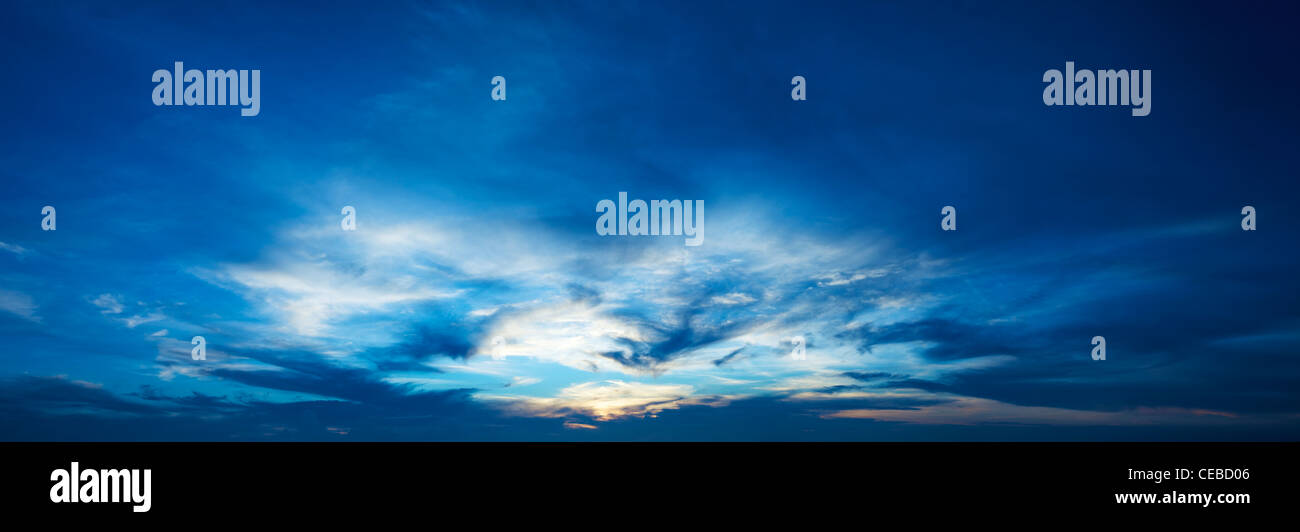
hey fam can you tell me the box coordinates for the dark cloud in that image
[712,346,746,367]
[0,376,159,416]
[366,325,475,370]
[843,371,896,382]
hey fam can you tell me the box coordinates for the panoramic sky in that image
[1,0,1297,440]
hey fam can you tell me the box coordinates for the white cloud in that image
[123,312,165,329]
[150,336,282,381]
[91,293,124,314]
[0,289,39,322]
[711,292,756,305]
[0,241,28,256]
[508,376,541,387]
[479,299,662,375]
[210,257,459,337]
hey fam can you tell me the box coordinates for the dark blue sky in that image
[1,0,1297,440]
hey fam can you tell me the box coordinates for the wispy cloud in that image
[0,241,28,256]
[0,290,40,322]
[91,294,124,315]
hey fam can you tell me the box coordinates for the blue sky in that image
[1,0,1298,440]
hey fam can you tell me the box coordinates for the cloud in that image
[0,376,157,417]
[213,259,459,337]
[506,376,541,387]
[489,380,733,421]
[123,312,166,329]
[0,290,39,322]
[822,395,1285,427]
[0,374,544,441]
[91,294,124,314]
[151,336,284,382]
[479,299,668,374]
[0,241,28,256]
[711,292,756,305]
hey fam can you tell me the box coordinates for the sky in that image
[0,0,1297,441]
